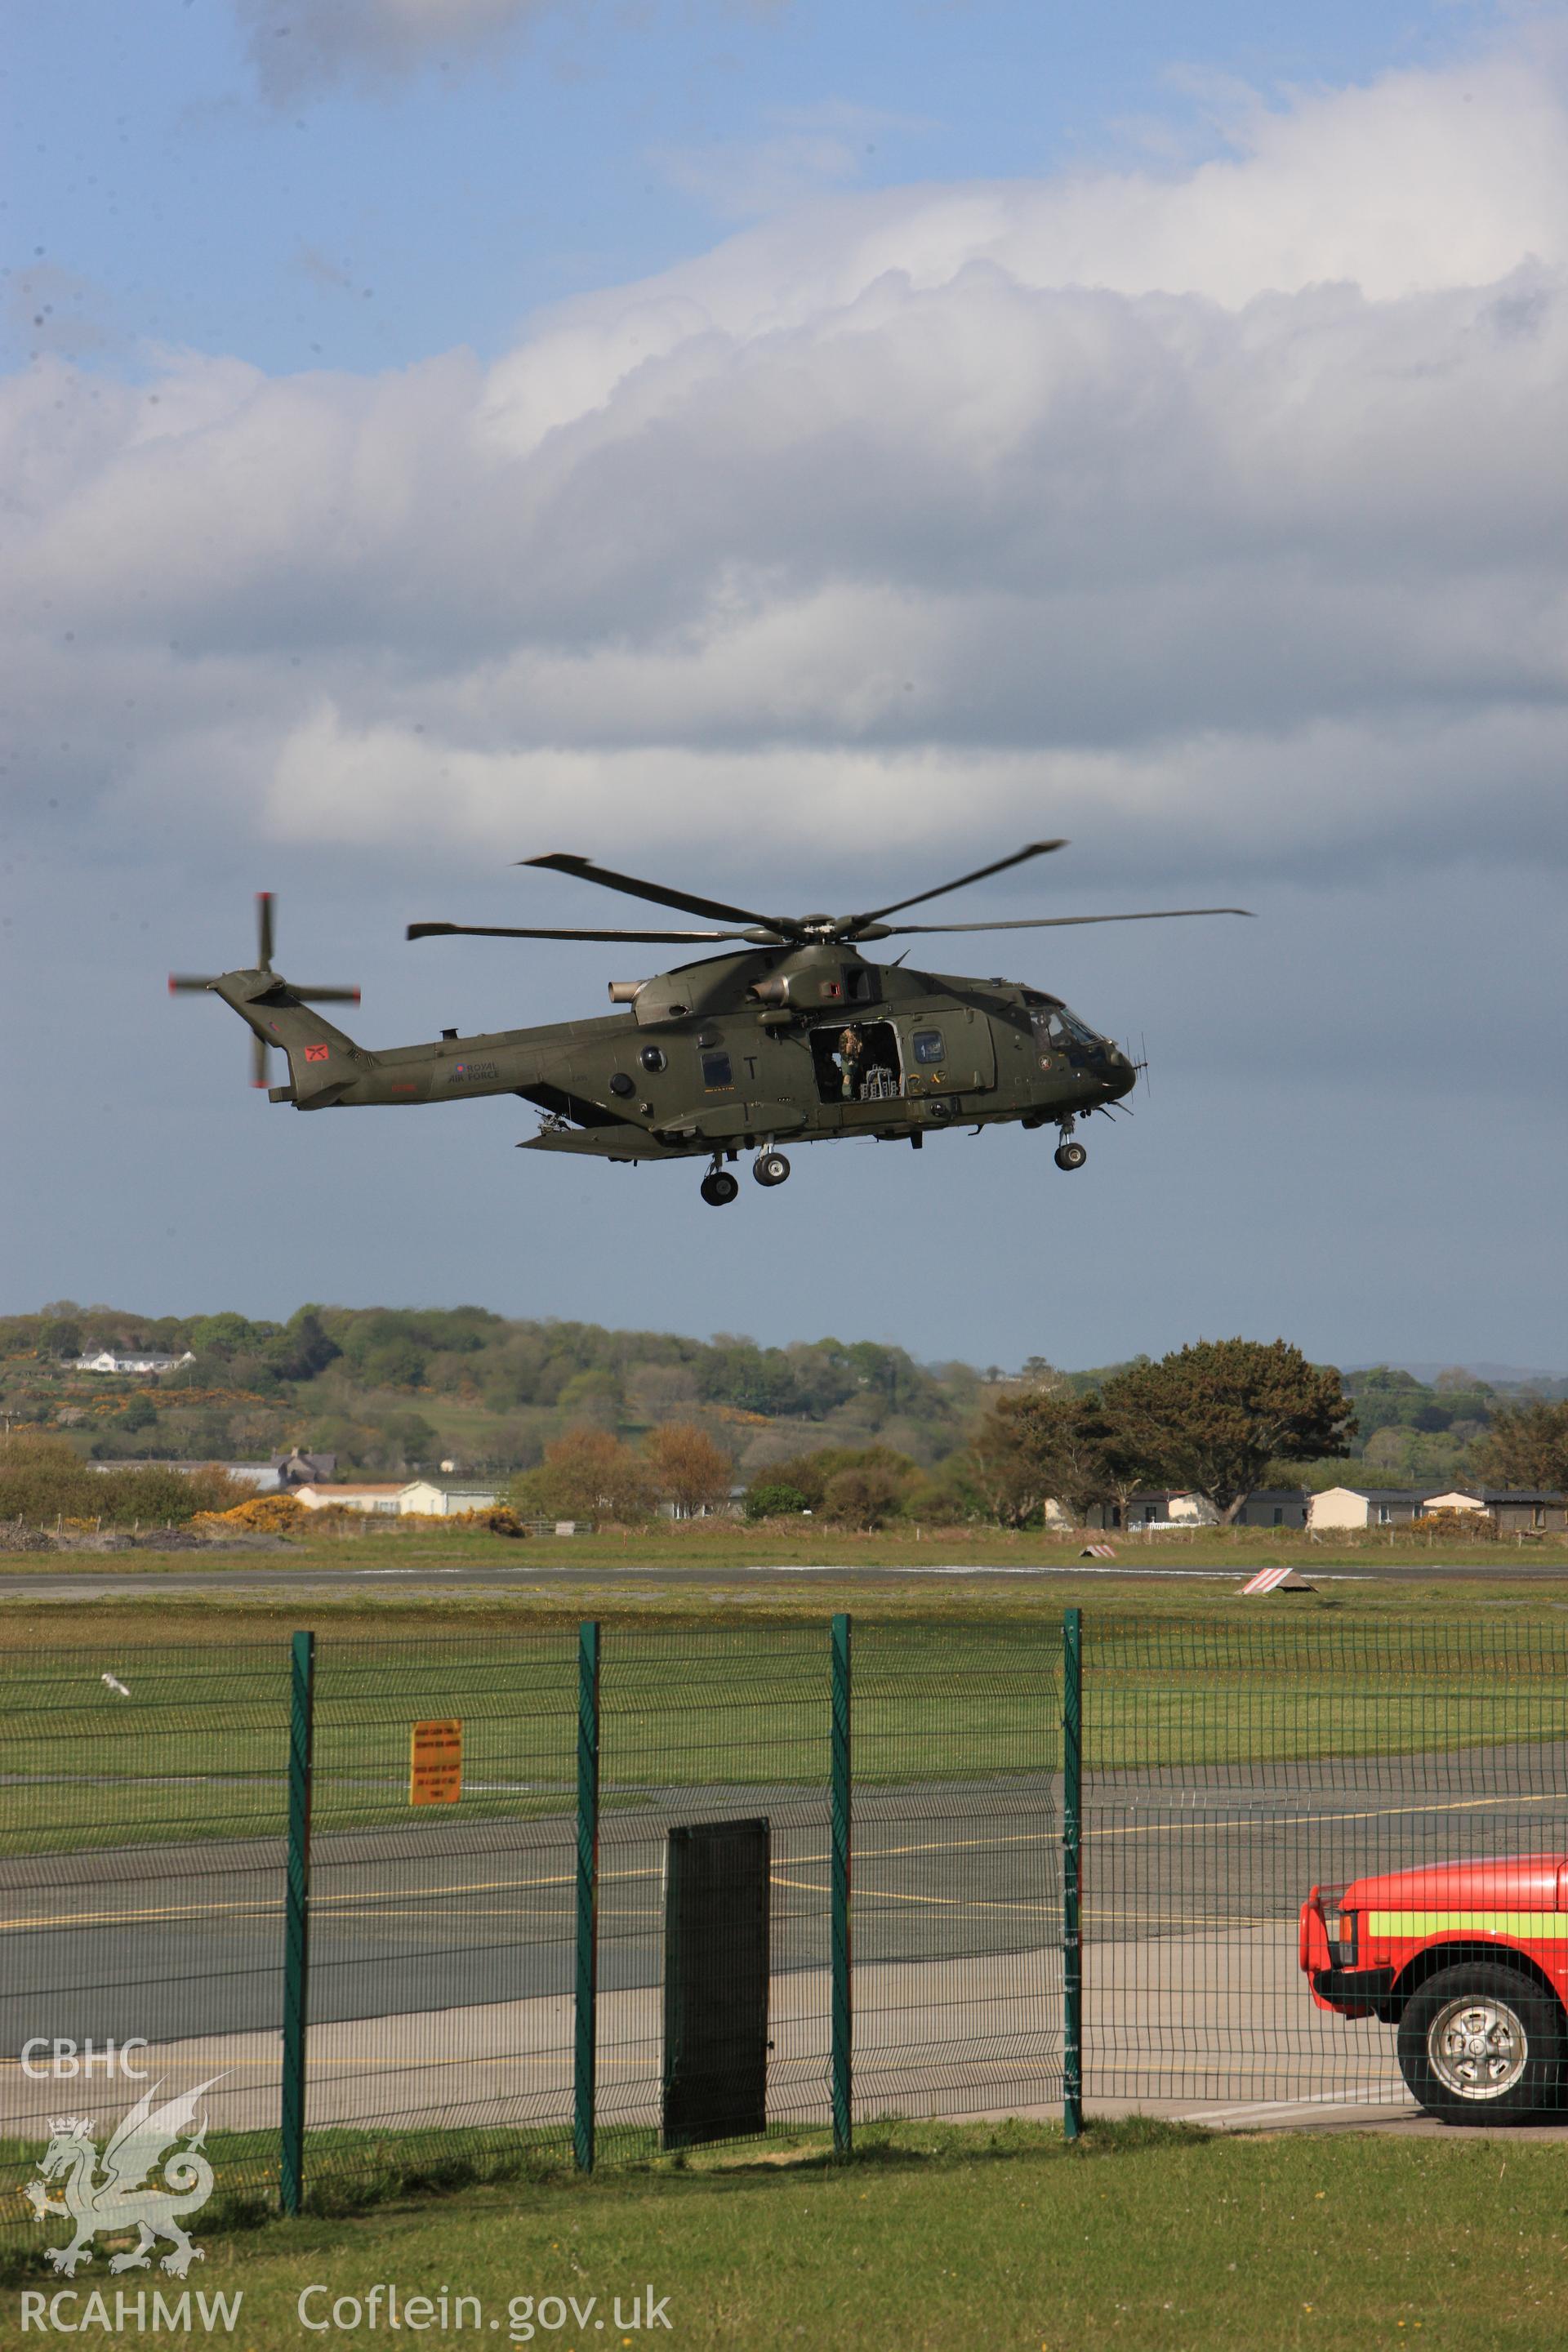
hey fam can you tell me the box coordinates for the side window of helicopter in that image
[808,1020,902,1103]
[1032,1006,1066,1065]
[912,1030,945,1066]
[701,1050,734,1090]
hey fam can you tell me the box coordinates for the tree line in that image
[4,1303,1566,1521]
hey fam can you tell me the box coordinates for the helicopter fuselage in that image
[212,938,1135,1163]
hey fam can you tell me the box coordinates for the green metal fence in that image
[4,1611,1567,2256]
[1080,1613,1568,2124]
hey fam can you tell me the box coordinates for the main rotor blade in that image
[408,921,764,945]
[877,906,1255,936]
[520,853,797,937]
[844,840,1068,933]
[256,892,274,972]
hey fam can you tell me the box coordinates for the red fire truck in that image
[1300,1855,1568,2123]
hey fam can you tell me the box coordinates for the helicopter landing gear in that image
[1054,1116,1087,1172]
[753,1150,791,1188]
[700,1166,740,1207]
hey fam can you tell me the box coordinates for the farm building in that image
[70,1348,195,1375]
[1308,1487,1427,1530]
[399,1478,504,1517]
[1421,1489,1568,1534]
[292,1481,406,1515]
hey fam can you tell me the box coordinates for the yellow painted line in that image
[1090,1792,1568,1842]
[1367,1910,1568,1939]
[0,1864,662,1936]
[6,1790,1562,1936]
[769,1869,1050,1918]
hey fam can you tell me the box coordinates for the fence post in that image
[1062,1606,1083,2142]
[281,1628,314,2216]
[574,1619,601,2172]
[831,1610,853,2158]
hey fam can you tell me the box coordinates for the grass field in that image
[8,1584,1568,2344]
[5,1586,1568,1852]
[4,1515,1557,1575]
[9,2119,1566,2350]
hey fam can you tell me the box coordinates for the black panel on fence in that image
[662,1816,771,2150]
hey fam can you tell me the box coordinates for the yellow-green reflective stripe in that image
[1367,1911,1568,1939]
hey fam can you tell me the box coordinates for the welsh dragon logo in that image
[25,2076,222,2278]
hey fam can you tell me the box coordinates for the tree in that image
[1469,1400,1568,1492]
[822,1463,906,1530]
[763,1445,918,1511]
[264,1309,341,1383]
[507,1428,654,1523]
[644,1422,733,1517]
[1102,1339,1355,1522]
[187,1312,270,1358]
[745,1481,809,1521]
[969,1390,1120,1528]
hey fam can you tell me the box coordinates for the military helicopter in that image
[172,842,1250,1205]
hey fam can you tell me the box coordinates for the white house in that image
[1307,1486,1425,1530]
[71,1349,195,1376]
[399,1479,503,1517]
[292,1481,406,1515]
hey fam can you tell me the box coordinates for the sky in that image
[3,0,1566,1374]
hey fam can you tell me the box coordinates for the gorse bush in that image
[191,1491,309,1534]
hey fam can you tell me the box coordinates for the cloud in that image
[234,0,791,100]
[6,43,1568,903]
[234,0,554,100]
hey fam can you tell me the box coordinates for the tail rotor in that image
[170,893,361,1088]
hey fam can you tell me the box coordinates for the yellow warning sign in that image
[408,1718,462,1806]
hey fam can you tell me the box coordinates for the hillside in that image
[1,1304,989,1485]
[0,1305,1543,1496]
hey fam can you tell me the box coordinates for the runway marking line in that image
[3,1790,1561,1935]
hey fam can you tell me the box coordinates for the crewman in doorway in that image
[835,1025,864,1100]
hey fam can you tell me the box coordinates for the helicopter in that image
[172,842,1251,1205]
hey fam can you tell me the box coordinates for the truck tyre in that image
[1396,1963,1565,2123]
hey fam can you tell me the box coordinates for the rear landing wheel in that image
[1054,1141,1088,1171]
[700,1170,740,1207]
[753,1152,791,1188]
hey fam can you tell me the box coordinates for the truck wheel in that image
[1396,1964,1564,2123]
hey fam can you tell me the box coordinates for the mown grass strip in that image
[8,2118,1566,2349]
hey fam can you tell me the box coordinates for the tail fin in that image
[211,971,373,1106]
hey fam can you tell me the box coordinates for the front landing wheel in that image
[1396,1964,1564,2123]
[1054,1140,1088,1171]
[700,1170,741,1207]
[753,1152,791,1187]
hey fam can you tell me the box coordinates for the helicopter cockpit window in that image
[701,1051,733,1090]
[912,1029,945,1066]
[809,1021,902,1104]
[1031,1004,1101,1060]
